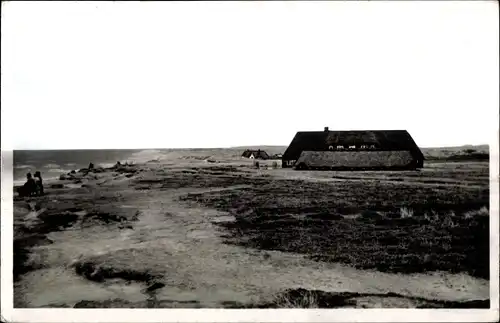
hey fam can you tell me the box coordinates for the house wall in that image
[295,150,417,169]
[283,144,379,168]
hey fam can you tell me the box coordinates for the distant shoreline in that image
[12,145,490,184]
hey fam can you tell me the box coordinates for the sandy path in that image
[15,176,489,308]
[133,189,489,304]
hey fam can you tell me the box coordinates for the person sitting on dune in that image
[17,172,37,197]
[34,171,44,196]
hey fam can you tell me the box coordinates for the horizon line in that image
[10,143,490,151]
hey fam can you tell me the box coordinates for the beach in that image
[13,148,490,308]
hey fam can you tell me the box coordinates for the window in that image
[360,145,368,149]
[349,145,356,149]
[328,145,334,150]
[370,144,376,149]
[337,145,344,149]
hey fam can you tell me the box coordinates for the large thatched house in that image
[241,149,270,160]
[282,127,424,170]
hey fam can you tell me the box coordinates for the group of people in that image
[17,171,44,197]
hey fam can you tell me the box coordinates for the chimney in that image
[324,126,329,132]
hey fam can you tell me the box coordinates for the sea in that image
[12,147,273,185]
[12,148,244,185]
[13,149,152,185]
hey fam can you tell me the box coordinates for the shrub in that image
[272,161,278,169]
[464,206,489,219]
[400,207,414,218]
[274,290,319,308]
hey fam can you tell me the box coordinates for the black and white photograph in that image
[1,1,499,322]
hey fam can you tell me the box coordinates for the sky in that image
[1,1,498,149]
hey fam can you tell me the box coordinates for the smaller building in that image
[241,149,270,160]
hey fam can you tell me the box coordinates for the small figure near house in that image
[88,162,94,170]
[34,171,44,196]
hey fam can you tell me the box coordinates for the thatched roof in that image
[241,149,270,159]
[295,150,415,169]
[283,130,424,162]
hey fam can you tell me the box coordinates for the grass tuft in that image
[464,206,489,219]
[400,207,414,218]
[274,290,319,308]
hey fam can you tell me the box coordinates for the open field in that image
[12,148,490,308]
